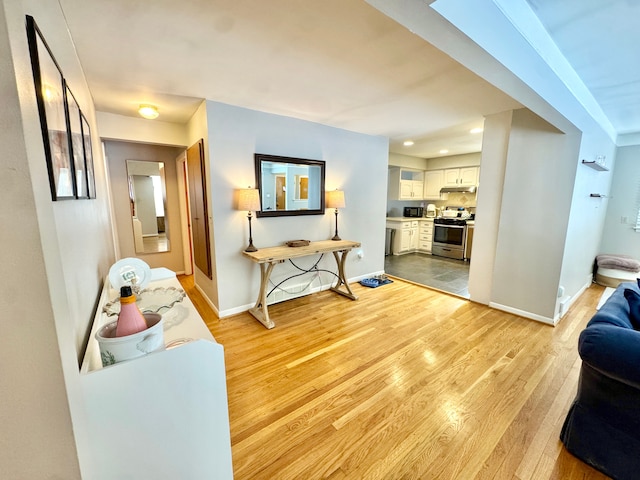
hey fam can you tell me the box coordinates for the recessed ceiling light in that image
[138,104,159,119]
[439,149,449,154]
[470,127,484,134]
[403,140,414,146]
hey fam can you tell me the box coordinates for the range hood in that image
[440,185,477,194]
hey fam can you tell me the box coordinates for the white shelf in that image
[79,269,233,479]
[582,160,609,171]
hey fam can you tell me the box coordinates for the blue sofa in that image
[560,282,640,480]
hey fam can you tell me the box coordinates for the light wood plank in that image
[242,239,360,263]
[179,275,611,480]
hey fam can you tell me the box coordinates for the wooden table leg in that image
[248,261,278,329]
[330,250,358,300]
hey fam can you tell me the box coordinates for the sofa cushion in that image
[596,254,640,272]
[624,288,640,330]
[588,282,636,330]
[579,324,640,389]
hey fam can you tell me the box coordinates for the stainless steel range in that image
[433,217,467,260]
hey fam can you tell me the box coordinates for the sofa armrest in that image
[579,324,640,389]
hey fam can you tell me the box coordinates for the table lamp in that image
[235,188,261,252]
[326,189,345,241]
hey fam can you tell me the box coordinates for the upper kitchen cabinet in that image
[388,168,424,200]
[423,170,443,200]
[443,167,479,187]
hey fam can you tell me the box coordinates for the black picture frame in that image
[254,153,326,218]
[66,85,88,199]
[26,15,75,200]
[80,113,96,199]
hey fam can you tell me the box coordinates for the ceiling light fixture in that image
[403,140,414,146]
[138,104,159,119]
[470,127,484,134]
[439,149,449,154]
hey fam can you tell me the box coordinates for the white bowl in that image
[96,313,164,367]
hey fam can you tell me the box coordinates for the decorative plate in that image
[103,286,186,317]
[108,258,152,291]
[166,338,195,350]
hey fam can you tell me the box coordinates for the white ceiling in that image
[525,0,640,136]
[57,0,639,158]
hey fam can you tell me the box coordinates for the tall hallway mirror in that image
[126,160,170,254]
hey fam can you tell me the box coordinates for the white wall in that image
[489,109,580,322]
[426,152,481,169]
[97,111,189,147]
[2,0,115,477]
[600,144,640,255]
[557,129,616,316]
[201,101,389,316]
[389,152,427,169]
[468,110,512,304]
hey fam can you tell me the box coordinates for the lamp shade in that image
[235,188,261,212]
[326,190,345,209]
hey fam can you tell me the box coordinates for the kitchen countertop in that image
[386,217,435,222]
[386,217,475,225]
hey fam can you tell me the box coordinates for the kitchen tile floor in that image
[384,252,470,298]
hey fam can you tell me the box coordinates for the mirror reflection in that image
[254,153,325,217]
[126,160,170,253]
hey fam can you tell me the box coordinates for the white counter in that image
[386,216,435,222]
[81,268,215,373]
[78,268,233,480]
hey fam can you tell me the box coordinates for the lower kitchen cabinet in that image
[399,220,419,252]
[386,219,418,254]
[419,218,434,253]
[386,219,433,255]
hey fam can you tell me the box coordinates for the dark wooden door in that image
[276,176,286,210]
[186,139,212,279]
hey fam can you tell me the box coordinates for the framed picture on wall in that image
[66,85,88,199]
[80,112,96,199]
[26,15,75,200]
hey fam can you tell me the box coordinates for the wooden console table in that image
[243,239,361,329]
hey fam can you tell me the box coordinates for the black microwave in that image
[403,207,424,217]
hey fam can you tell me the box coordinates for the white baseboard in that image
[491,276,594,326]
[194,283,220,318]
[553,274,593,323]
[488,302,555,326]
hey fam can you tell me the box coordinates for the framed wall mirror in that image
[126,159,170,254]
[254,153,325,217]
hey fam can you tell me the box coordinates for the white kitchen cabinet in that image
[418,219,434,253]
[443,167,479,187]
[388,167,424,200]
[79,269,233,480]
[460,167,479,186]
[423,170,443,199]
[399,222,419,252]
[387,219,418,254]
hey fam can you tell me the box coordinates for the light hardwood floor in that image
[178,275,610,480]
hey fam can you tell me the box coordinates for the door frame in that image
[176,150,193,275]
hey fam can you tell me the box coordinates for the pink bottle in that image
[115,285,148,337]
